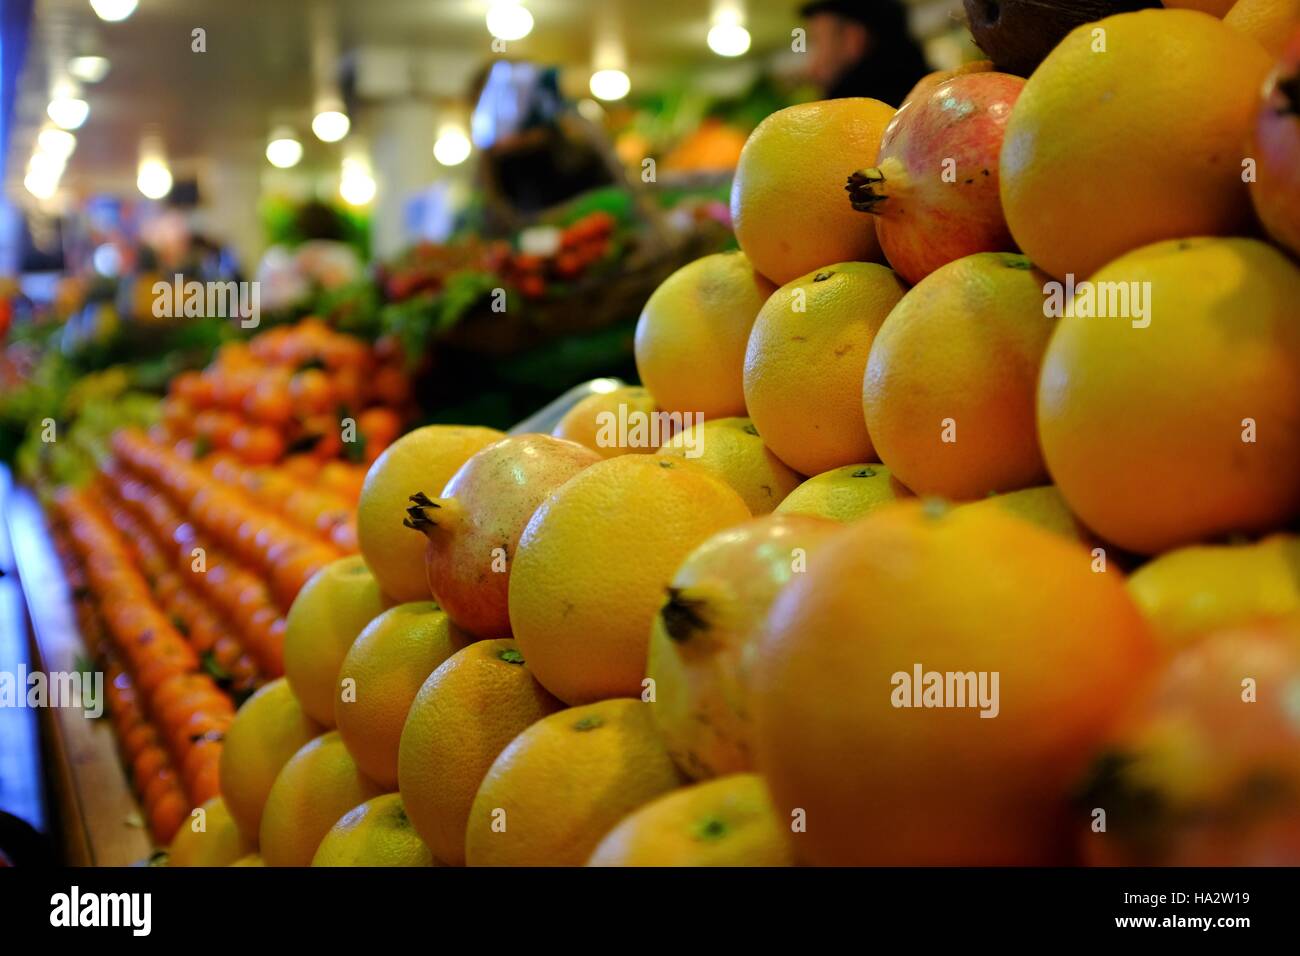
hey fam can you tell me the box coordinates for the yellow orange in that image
[311,793,438,867]
[656,417,803,514]
[587,774,793,866]
[465,699,685,866]
[397,639,563,865]
[358,424,504,601]
[551,385,661,458]
[743,262,906,476]
[1226,0,1300,54]
[731,98,894,285]
[167,796,252,867]
[774,462,911,522]
[509,455,751,704]
[955,486,1089,544]
[334,602,473,789]
[634,253,775,418]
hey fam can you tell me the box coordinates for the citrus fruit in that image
[1037,237,1300,554]
[1249,27,1300,258]
[634,252,776,419]
[228,853,263,866]
[509,455,751,704]
[1225,0,1300,54]
[955,486,1089,544]
[1079,617,1300,865]
[334,602,473,789]
[166,796,252,867]
[647,514,841,779]
[773,462,911,522]
[311,793,438,867]
[743,262,906,476]
[999,9,1274,280]
[1163,0,1235,13]
[847,73,1024,285]
[655,417,803,515]
[465,699,685,866]
[1126,535,1300,647]
[282,554,386,726]
[863,253,1056,500]
[405,434,600,638]
[397,639,563,866]
[587,773,793,866]
[218,677,322,842]
[730,98,894,285]
[259,731,385,867]
[551,385,662,458]
[752,501,1157,865]
[358,424,504,602]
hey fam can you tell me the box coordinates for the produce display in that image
[10,4,1300,873]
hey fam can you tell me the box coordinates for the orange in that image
[730,98,893,285]
[1226,0,1300,54]
[656,417,803,515]
[586,774,793,867]
[751,501,1157,865]
[259,731,385,867]
[358,424,504,601]
[774,463,911,522]
[166,796,253,867]
[633,252,775,418]
[397,639,563,865]
[1000,9,1273,280]
[551,385,661,458]
[863,253,1056,500]
[1037,237,1300,554]
[1159,0,1235,14]
[465,699,685,866]
[334,602,473,789]
[1126,534,1300,647]
[229,853,263,866]
[509,455,751,704]
[955,486,1090,544]
[311,793,439,867]
[743,262,906,476]
[218,677,322,842]
[282,554,386,726]
[647,514,841,779]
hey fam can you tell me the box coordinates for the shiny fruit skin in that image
[999,9,1273,280]
[1037,237,1300,555]
[656,417,803,515]
[634,252,776,419]
[410,434,600,639]
[730,98,895,285]
[752,501,1157,865]
[743,262,907,476]
[508,455,751,705]
[850,73,1024,285]
[551,386,662,458]
[863,252,1055,500]
[647,514,841,779]
[774,463,912,522]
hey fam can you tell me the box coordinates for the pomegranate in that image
[898,59,993,111]
[846,71,1025,285]
[404,434,600,639]
[645,514,842,779]
[1079,617,1300,866]
[1250,27,1300,259]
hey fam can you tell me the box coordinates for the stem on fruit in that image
[1278,69,1300,118]
[402,492,462,536]
[846,167,889,215]
[661,586,712,643]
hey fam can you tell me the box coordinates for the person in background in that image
[800,0,931,107]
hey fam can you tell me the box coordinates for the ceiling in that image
[7,0,966,198]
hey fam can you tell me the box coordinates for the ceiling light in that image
[433,127,472,166]
[25,165,60,200]
[266,130,304,169]
[339,159,376,206]
[589,69,630,102]
[38,128,77,161]
[311,109,350,143]
[89,0,138,22]
[47,95,89,130]
[486,2,534,41]
[69,56,111,83]
[137,159,173,200]
[707,22,751,57]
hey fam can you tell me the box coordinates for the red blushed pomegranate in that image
[1250,27,1300,259]
[404,434,600,639]
[1078,617,1300,866]
[846,71,1025,285]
